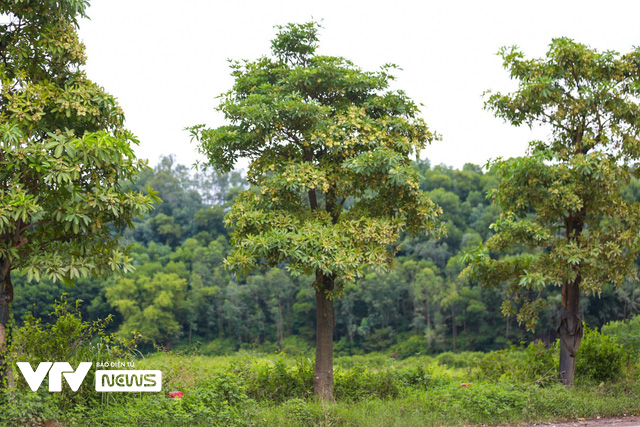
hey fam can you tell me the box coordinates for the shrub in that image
[392,335,429,358]
[278,398,336,427]
[241,356,314,402]
[436,351,484,369]
[334,336,357,356]
[521,341,557,384]
[334,363,400,401]
[602,316,640,372]
[179,373,253,425]
[456,382,529,423]
[362,328,396,353]
[1,296,138,425]
[476,342,557,384]
[335,353,392,369]
[395,364,433,390]
[280,336,312,356]
[200,338,238,356]
[576,328,624,383]
[476,348,512,381]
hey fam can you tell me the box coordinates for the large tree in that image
[0,0,157,367]
[189,22,444,399]
[463,38,640,386]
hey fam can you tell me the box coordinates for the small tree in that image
[189,22,445,399]
[463,38,640,386]
[0,0,157,370]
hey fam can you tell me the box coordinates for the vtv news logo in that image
[17,362,92,392]
[16,362,162,392]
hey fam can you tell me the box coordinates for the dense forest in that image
[12,155,640,356]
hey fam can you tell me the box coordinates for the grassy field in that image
[5,346,635,426]
[3,311,639,426]
[132,351,639,427]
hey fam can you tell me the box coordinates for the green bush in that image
[280,336,312,356]
[602,315,640,371]
[178,373,252,425]
[240,357,314,402]
[392,335,429,358]
[576,328,624,383]
[334,336,357,356]
[476,342,557,384]
[456,382,529,423]
[521,341,557,384]
[1,388,59,426]
[334,363,400,401]
[200,338,238,356]
[395,364,433,390]
[2,297,137,425]
[278,398,336,427]
[362,328,396,352]
[436,351,484,369]
[476,348,512,381]
[335,353,393,369]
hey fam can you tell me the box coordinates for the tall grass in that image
[3,313,639,426]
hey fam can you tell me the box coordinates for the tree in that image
[463,38,640,385]
[107,270,188,346]
[0,0,157,366]
[189,22,445,399]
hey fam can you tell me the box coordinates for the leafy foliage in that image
[189,21,445,288]
[0,0,158,285]
[2,297,137,425]
[576,327,624,383]
[11,155,640,356]
[602,315,640,368]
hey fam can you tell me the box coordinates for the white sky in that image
[78,0,640,171]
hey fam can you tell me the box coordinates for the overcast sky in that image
[78,1,640,171]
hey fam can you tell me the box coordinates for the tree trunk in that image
[278,300,284,347]
[506,315,510,338]
[216,303,224,336]
[314,272,334,401]
[558,278,583,386]
[426,302,431,328]
[0,258,13,388]
[451,305,456,352]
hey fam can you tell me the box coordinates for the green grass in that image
[4,349,640,426]
[6,295,638,425]
[252,386,640,427]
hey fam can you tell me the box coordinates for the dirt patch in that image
[514,415,640,427]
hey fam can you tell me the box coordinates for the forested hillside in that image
[12,155,640,355]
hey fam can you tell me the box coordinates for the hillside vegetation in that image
[12,156,640,356]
